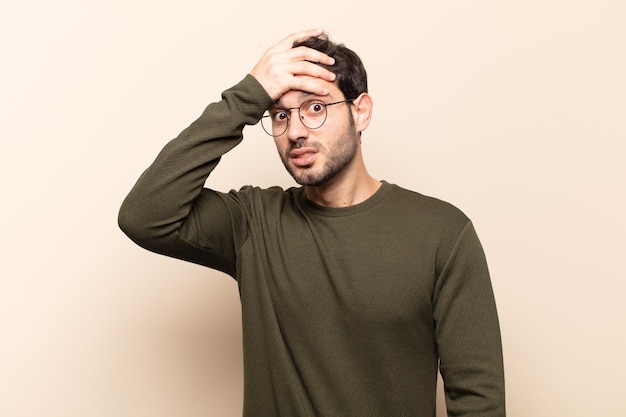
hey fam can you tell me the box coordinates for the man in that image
[119,29,505,417]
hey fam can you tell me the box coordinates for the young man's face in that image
[271,80,360,187]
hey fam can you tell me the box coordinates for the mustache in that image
[285,140,324,157]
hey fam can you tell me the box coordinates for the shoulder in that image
[377,182,473,254]
[384,182,469,225]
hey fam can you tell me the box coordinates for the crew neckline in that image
[298,181,393,217]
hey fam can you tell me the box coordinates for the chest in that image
[242,210,439,329]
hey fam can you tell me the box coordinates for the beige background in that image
[1,1,624,416]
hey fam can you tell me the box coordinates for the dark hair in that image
[293,35,368,100]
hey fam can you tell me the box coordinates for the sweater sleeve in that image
[433,221,506,416]
[118,75,274,276]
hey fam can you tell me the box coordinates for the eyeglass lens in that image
[261,100,331,137]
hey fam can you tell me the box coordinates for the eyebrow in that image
[270,92,320,110]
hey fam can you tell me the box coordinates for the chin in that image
[292,169,337,187]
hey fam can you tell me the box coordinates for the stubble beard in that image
[281,129,360,187]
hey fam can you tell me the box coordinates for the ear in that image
[351,93,373,134]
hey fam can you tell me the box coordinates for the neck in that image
[304,162,381,208]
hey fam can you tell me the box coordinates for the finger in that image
[261,30,326,64]
[289,61,336,82]
[281,28,325,48]
[288,76,332,96]
[288,45,335,66]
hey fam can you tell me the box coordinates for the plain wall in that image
[1,1,624,416]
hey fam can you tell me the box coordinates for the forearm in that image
[118,75,272,264]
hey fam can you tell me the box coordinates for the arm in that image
[433,222,506,416]
[118,75,272,274]
[118,29,337,275]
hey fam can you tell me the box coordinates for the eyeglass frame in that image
[260,98,354,137]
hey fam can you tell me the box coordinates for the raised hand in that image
[251,29,336,101]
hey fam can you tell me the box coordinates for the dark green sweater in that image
[119,75,505,417]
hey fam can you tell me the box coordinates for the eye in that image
[271,110,288,123]
[304,101,325,115]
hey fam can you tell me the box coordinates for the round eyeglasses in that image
[260,99,353,137]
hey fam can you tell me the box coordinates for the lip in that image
[289,147,318,167]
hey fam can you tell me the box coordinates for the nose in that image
[285,110,309,142]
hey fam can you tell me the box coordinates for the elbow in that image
[118,199,152,248]
[118,206,138,242]
[117,197,179,254]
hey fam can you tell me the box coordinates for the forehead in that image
[274,79,342,108]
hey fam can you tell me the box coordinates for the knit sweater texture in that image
[118,75,506,417]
